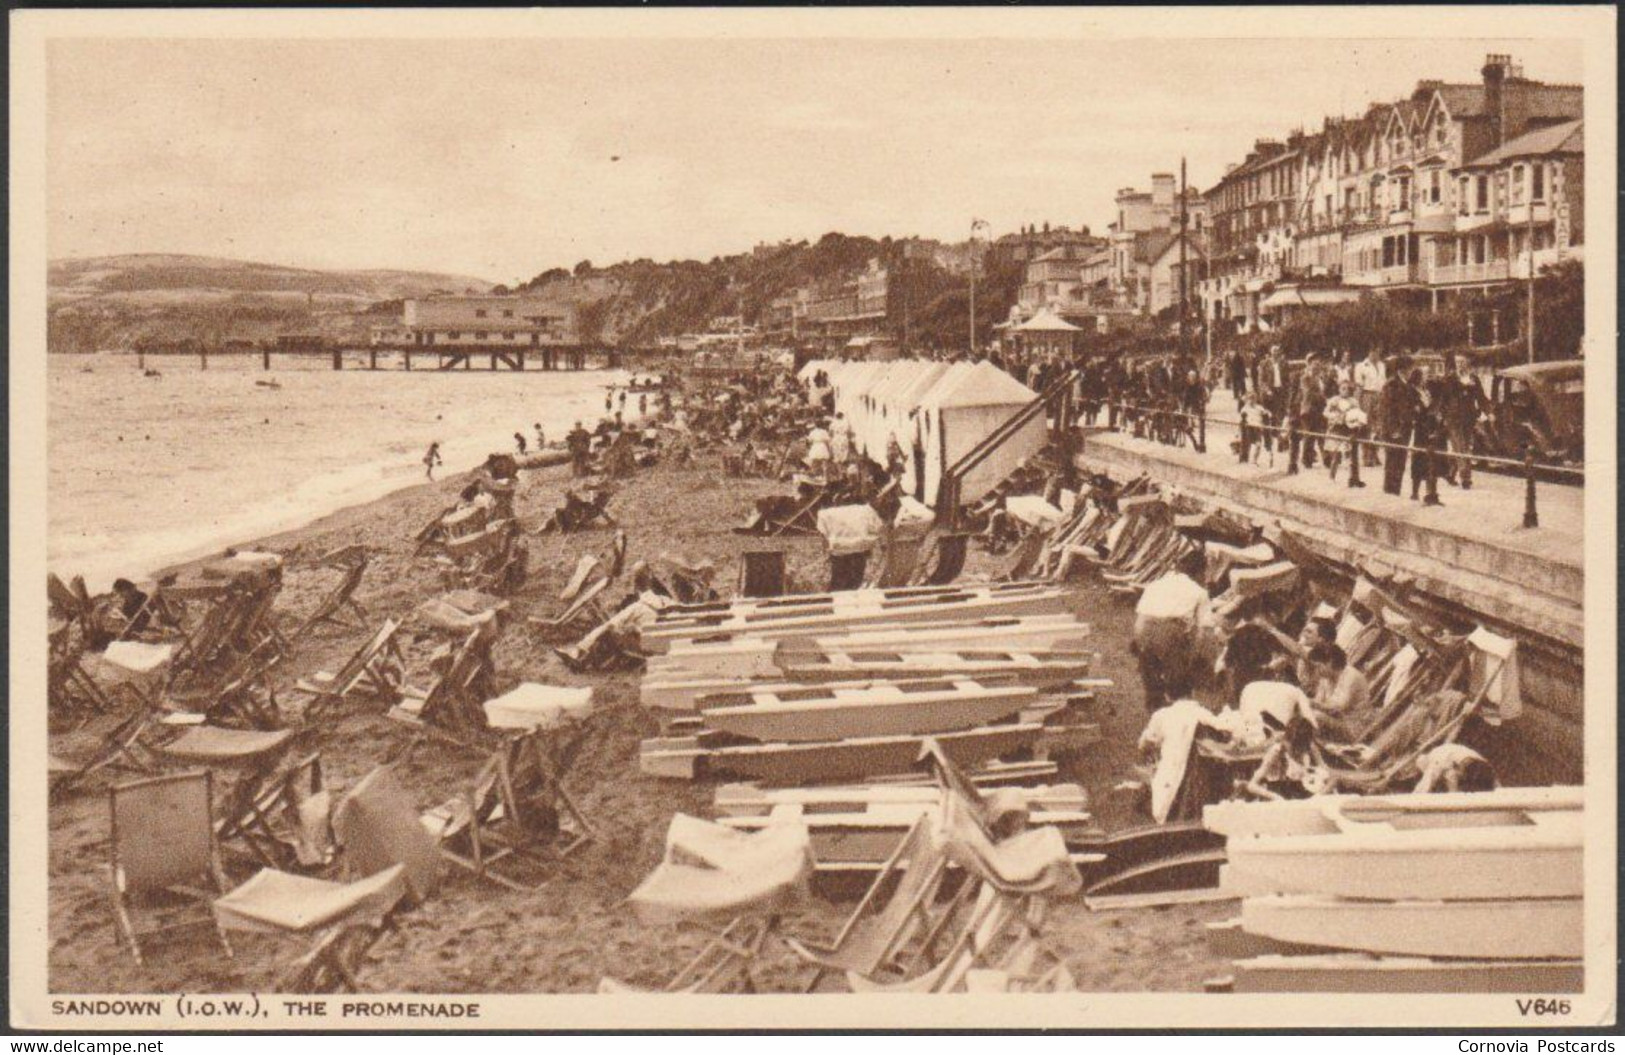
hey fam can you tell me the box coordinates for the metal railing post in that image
[1523,446,1540,528]
[1423,435,1442,506]
[1348,433,1365,488]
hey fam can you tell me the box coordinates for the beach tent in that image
[917,361,1042,506]
[861,361,918,457]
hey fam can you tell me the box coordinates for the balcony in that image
[1427,260,1511,286]
[1454,210,1498,232]
[1345,262,1420,288]
[1504,201,1554,228]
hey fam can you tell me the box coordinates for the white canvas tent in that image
[917,360,1042,506]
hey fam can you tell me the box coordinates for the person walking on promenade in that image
[1322,378,1360,481]
[1294,354,1328,471]
[1238,391,1268,465]
[1353,347,1387,467]
[1441,357,1486,490]
[1379,356,1416,495]
[1258,346,1289,453]
[423,441,443,480]
[1228,347,1249,403]
[1410,366,1445,505]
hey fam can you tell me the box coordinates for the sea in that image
[48,352,637,591]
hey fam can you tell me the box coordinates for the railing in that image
[1093,398,1582,532]
[936,367,1081,527]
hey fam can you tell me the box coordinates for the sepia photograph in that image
[8,6,1616,1032]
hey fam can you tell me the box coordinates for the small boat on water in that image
[1223,809,1582,900]
[1239,894,1583,960]
[697,676,1042,742]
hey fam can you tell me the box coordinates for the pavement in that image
[1085,389,1583,572]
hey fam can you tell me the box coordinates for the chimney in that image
[1151,173,1175,209]
[1482,53,1511,147]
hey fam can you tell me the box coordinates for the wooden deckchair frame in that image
[50,705,161,800]
[107,770,234,966]
[529,578,613,642]
[912,532,972,586]
[295,617,407,722]
[294,552,371,639]
[215,752,328,871]
[389,625,498,743]
[429,725,596,890]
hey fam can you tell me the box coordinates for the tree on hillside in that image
[574,260,594,277]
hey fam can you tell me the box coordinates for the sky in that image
[47,34,1583,285]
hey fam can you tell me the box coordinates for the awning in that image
[1260,287,1365,310]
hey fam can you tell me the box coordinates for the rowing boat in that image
[1224,810,1582,900]
[641,584,1074,653]
[639,721,1042,783]
[1203,786,1584,839]
[776,647,1096,686]
[1239,894,1583,960]
[698,677,1041,742]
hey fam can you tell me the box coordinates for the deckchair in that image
[107,770,234,965]
[293,548,371,639]
[999,529,1052,583]
[154,725,303,859]
[782,812,955,992]
[422,719,592,890]
[529,577,613,642]
[50,705,162,800]
[387,625,498,742]
[49,621,116,722]
[330,764,442,904]
[467,524,528,596]
[293,618,407,722]
[599,814,813,993]
[1327,651,1488,793]
[738,550,788,598]
[212,865,409,992]
[663,556,719,604]
[194,646,284,730]
[912,533,972,586]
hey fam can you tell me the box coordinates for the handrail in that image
[937,367,1080,523]
[1100,399,1584,481]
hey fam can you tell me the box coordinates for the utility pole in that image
[1526,177,1537,364]
[969,218,990,357]
[1179,158,1190,361]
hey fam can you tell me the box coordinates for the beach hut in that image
[917,361,1042,507]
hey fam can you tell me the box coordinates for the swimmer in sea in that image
[424,441,443,479]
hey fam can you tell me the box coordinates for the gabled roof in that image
[1014,308,1082,332]
[1464,119,1583,167]
[1133,230,1178,265]
[920,360,1038,409]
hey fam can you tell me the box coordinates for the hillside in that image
[515,233,1019,350]
[46,254,493,353]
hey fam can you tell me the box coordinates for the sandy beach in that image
[47,446,1234,995]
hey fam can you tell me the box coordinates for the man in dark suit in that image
[1379,356,1416,496]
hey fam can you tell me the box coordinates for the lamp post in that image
[969,218,990,356]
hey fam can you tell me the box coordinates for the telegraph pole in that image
[1525,184,1537,364]
[1179,158,1189,360]
[969,218,989,357]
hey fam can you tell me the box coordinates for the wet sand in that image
[47,452,1232,994]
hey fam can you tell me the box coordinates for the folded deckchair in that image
[663,556,719,604]
[331,765,442,905]
[600,814,813,993]
[293,549,371,639]
[293,618,407,722]
[782,812,955,992]
[843,883,1038,994]
[108,770,234,965]
[999,529,1052,583]
[154,725,303,862]
[99,639,177,710]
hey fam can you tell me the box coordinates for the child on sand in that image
[423,441,443,479]
[514,431,528,455]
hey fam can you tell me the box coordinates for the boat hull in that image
[1240,895,1583,960]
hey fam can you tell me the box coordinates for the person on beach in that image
[1306,642,1372,741]
[534,423,546,449]
[638,393,648,418]
[109,578,153,638]
[1243,712,1332,800]
[1131,550,1213,712]
[423,441,443,479]
[514,432,528,455]
[567,421,592,476]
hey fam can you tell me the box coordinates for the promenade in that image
[1077,390,1583,649]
